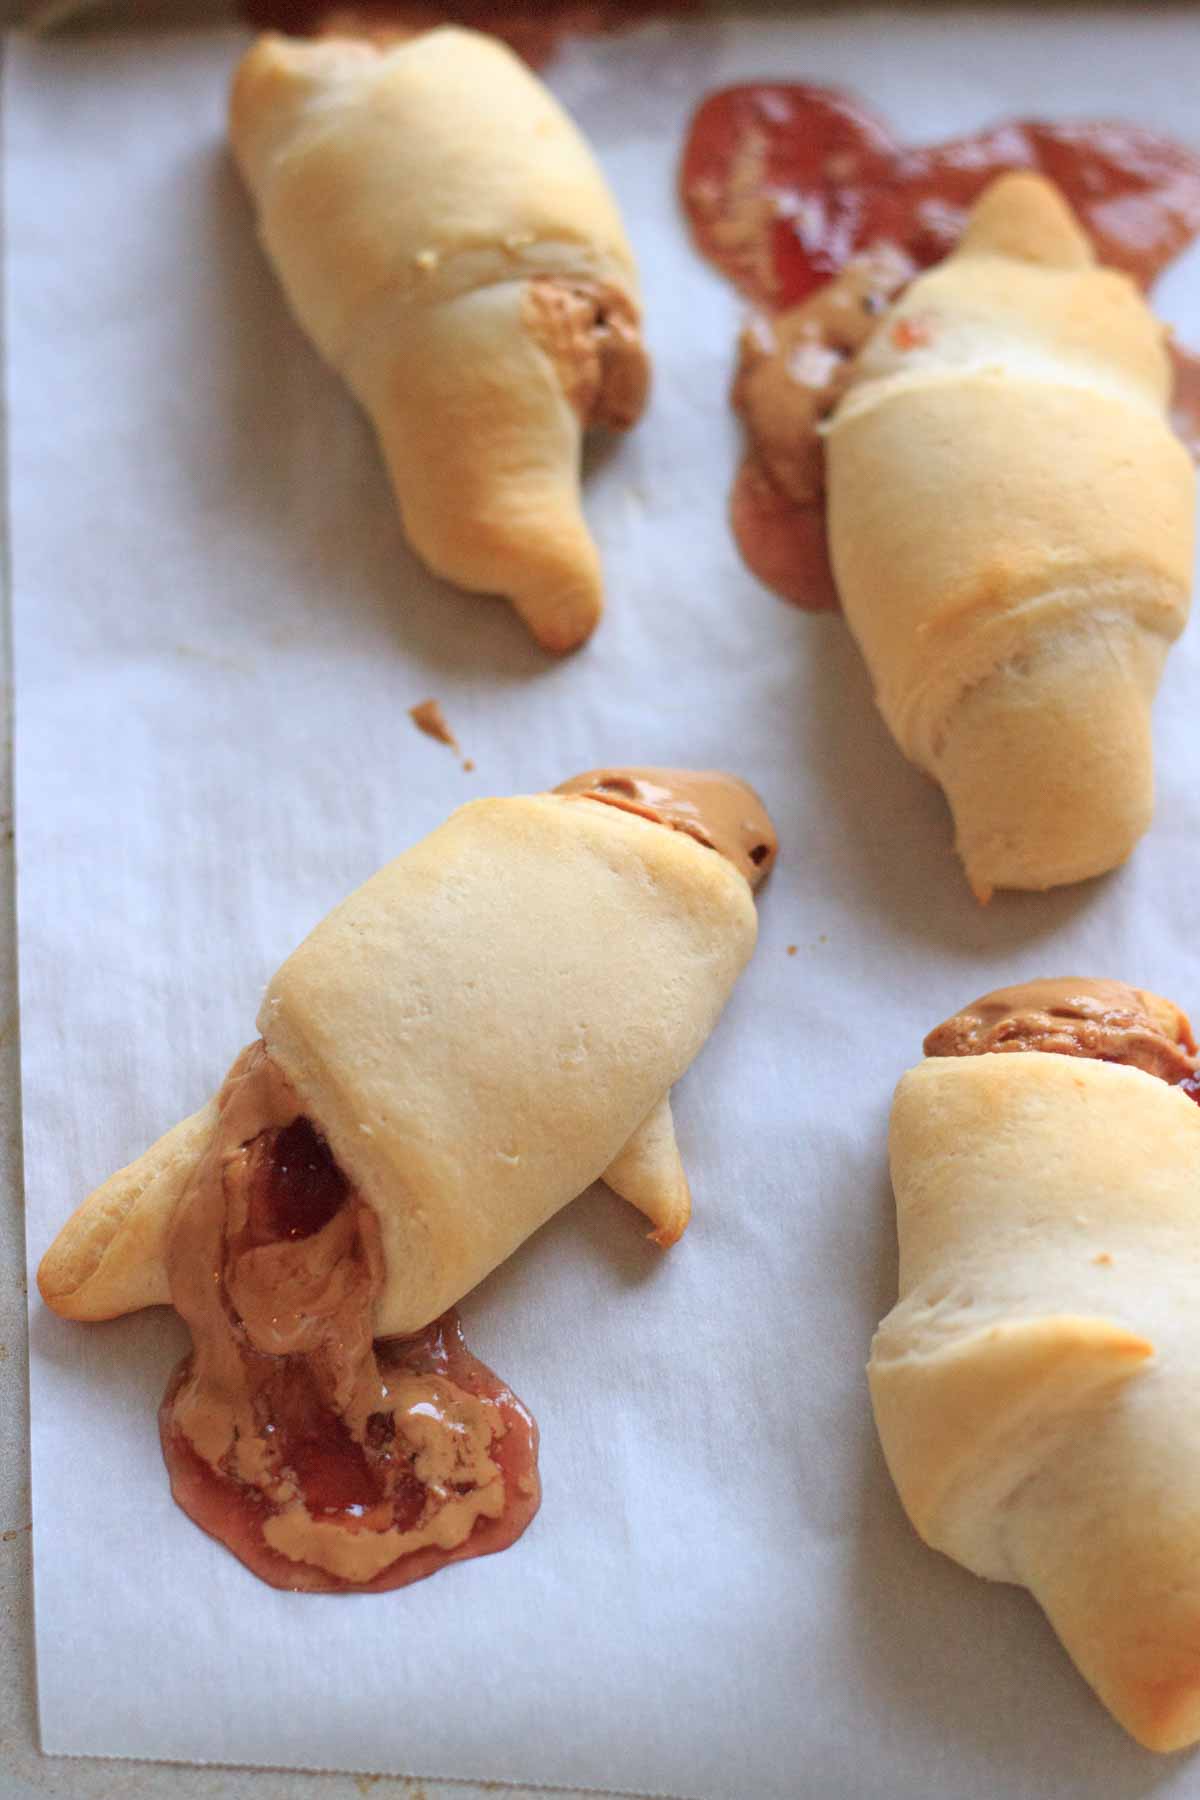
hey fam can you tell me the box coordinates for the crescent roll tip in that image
[602,1094,692,1248]
[933,612,1168,900]
[37,1101,218,1322]
[957,169,1094,270]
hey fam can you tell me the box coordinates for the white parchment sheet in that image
[9,11,1200,1796]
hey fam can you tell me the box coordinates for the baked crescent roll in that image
[229,28,649,653]
[869,979,1200,1751]
[825,173,1195,899]
[39,771,774,1592]
[39,770,774,1338]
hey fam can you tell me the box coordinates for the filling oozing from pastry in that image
[679,85,1200,608]
[160,1043,540,1592]
[554,765,778,890]
[924,978,1200,1094]
[727,248,911,610]
[159,773,765,1590]
[523,276,651,431]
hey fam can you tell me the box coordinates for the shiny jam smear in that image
[679,84,1200,609]
[237,0,692,67]
[160,1090,540,1593]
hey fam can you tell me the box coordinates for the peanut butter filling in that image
[734,246,912,509]
[925,978,1199,1084]
[161,1042,538,1592]
[554,765,778,890]
[523,275,650,431]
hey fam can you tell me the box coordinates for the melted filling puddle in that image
[160,1043,539,1592]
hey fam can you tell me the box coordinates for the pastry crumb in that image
[786,944,797,956]
[410,698,459,752]
[409,698,475,771]
[1093,1252,1114,1266]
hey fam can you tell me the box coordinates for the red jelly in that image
[729,456,838,613]
[682,85,1200,308]
[161,1310,540,1594]
[251,1115,349,1242]
[160,1058,540,1595]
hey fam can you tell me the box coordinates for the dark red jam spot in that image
[365,1409,396,1450]
[729,455,838,613]
[256,1115,349,1242]
[1180,1071,1200,1106]
[261,1359,382,1516]
[681,86,1200,309]
[681,83,897,308]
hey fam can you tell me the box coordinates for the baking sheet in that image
[9,11,1200,1796]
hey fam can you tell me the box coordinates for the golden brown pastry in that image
[869,978,1200,1751]
[42,774,770,1339]
[40,770,773,1335]
[39,770,774,1592]
[229,27,649,654]
[825,174,1195,899]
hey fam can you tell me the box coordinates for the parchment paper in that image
[10,12,1200,1797]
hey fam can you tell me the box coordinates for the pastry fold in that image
[826,172,1195,898]
[230,28,649,653]
[870,1050,1200,1752]
[39,793,757,1337]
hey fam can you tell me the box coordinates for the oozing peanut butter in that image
[161,1042,538,1592]
[554,765,778,890]
[733,247,912,508]
[523,276,650,430]
[925,978,1199,1084]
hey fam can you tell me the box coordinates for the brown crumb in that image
[409,698,458,751]
[786,944,797,956]
[1093,1252,1114,1266]
[409,699,475,773]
